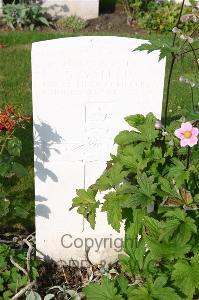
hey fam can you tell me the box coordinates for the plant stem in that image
[190,84,195,112]
[164,55,176,127]
[180,47,199,56]
[186,146,190,170]
[189,43,199,72]
[163,0,185,127]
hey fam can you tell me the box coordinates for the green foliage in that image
[3,2,50,30]
[57,15,87,31]
[83,276,123,300]
[121,0,197,33]
[72,111,199,298]
[139,2,197,33]
[0,104,30,222]
[172,254,199,298]
[0,243,39,300]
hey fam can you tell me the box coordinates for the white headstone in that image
[42,0,99,19]
[32,36,166,266]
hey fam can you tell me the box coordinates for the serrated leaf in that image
[72,189,99,229]
[145,236,190,260]
[96,164,128,191]
[129,287,152,300]
[102,192,123,232]
[152,286,180,300]
[159,177,179,197]
[83,276,123,300]
[172,254,199,298]
[137,173,157,198]
[166,158,189,185]
[116,275,128,295]
[125,114,145,127]
[135,41,178,61]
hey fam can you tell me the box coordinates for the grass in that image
[0,31,198,230]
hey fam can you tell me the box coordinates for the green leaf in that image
[96,164,128,191]
[129,287,152,300]
[83,276,123,300]
[144,216,161,240]
[137,173,157,198]
[153,276,168,289]
[159,178,179,197]
[26,291,42,300]
[137,113,158,142]
[7,137,22,157]
[3,291,13,300]
[166,158,189,185]
[71,189,99,229]
[145,236,190,260]
[125,114,145,127]
[121,191,150,208]
[44,295,55,300]
[39,17,49,26]
[14,206,29,219]
[0,155,13,177]
[0,278,4,292]
[12,162,27,177]
[0,199,10,217]
[172,254,199,298]
[102,192,123,232]
[116,275,128,295]
[152,286,180,300]
[114,130,138,145]
[135,40,179,61]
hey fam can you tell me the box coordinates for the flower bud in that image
[155,120,162,129]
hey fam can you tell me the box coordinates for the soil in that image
[80,5,146,35]
[0,5,146,35]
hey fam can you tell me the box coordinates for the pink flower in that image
[175,122,198,147]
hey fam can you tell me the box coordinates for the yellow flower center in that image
[183,131,192,138]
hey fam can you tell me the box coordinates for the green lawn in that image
[0,31,198,230]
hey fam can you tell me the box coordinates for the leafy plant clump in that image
[0,104,30,221]
[3,2,50,30]
[0,241,39,300]
[71,2,199,296]
[121,0,198,33]
[72,113,199,299]
[57,15,87,31]
[139,1,198,33]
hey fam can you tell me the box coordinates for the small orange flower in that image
[0,104,29,133]
[5,104,14,115]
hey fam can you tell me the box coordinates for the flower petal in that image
[175,128,183,138]
[187,136,198,147]
[180,138,189,147]
[181,122,193,131]
[192,127,199,136]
